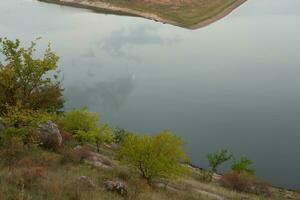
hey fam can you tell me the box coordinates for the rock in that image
[38,121,62,147]
[77,176,96,188]
[104,180,128,196]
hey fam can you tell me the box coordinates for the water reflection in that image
[1,0,300,190]
[64,75,135,113]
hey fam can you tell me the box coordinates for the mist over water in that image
[1,0,300,189]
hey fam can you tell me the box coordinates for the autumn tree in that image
[0,38,64,114]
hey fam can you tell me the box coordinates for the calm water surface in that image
[1,0,300,189]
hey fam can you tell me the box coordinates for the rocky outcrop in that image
[38,121,62,147]
[75,145,115,170]
[104,180,128,196]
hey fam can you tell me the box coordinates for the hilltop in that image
[38,0,247,28]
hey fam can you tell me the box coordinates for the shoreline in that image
[38,0,247,29]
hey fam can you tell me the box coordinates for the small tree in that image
[0,38,64,114]
[62,109,99,144]
[118,130,187,183]
[95,124,114,152]
[113,127,128,144]
[62,109,114,149]
[231,156,255,175]
[207,149,232,173]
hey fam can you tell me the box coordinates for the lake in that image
[1,0,300,190]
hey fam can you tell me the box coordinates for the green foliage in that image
[0,127,27,146]
[231,156,255,175]
[207,149,232,173]
[62,109,115,150]
[0,38,64,114]
[0,106,53,147]
[113,127,128,144]
[118,130,187,183]
[2,106,54,128]
[96,124,114,144]
[62,108,99,143]
[95,124,114,152]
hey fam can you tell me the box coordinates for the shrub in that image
[0,107,56,148]
[20,166,48,186]
[193,169,213,182]
[0,38,64,114]
[207,149,232,173]
[220,171,253,192]
[0,126,40,149]
[0,136,25,165]
[60,147,91,163]
[2,106,54,128]
[41,133,61,151]
[62,109,114,150]
[60,130,73,144]
[95,124,114,152]
[62,109,99,144]
[252,180,272,196]
[118,130,187,183]
[220,171,271,196]
[113,127,128,144]
[231,156,255,175]
[0,127,28,145]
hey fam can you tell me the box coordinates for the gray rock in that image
[38,121,62,146]
[104,180,128,196]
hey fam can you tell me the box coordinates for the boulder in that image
[38,121,62,147]
[104,180,128,196]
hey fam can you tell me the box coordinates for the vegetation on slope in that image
[39,0,246,28]
[103,0,242,27]
[0,38,299,200]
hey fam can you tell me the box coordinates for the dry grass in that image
[0,146,297,200]
[95,0,240,27]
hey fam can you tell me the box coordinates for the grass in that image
[0,147,212,200]
[91,0,241,27]
[40,0,245,28]
[0,145,293,200]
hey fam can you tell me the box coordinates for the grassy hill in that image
[1,143,296,200]
[38,0,247,28]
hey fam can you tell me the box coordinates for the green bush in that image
[231,156,255,175]
[0,107,55,150]
[207,149,232,173]
[95,124,114,152]
[113,127,128,144]
[62,109,114,149]
[118,130,188,183]
[2,106,54,128]
[62,108,99,143]
[0,38,64,114]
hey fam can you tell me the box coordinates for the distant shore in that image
[38,0,247,29]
